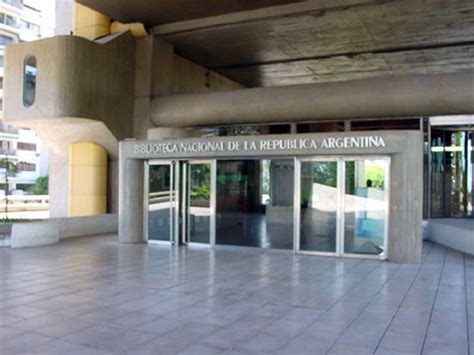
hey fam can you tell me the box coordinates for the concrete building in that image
[0,0,50,195]
[2,0,474,262]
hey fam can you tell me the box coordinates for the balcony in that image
[0,0,22,10]
[0,147,16,155]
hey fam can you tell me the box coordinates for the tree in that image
[28,176,48,195]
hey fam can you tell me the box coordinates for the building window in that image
[297,122,345,133]
[20,20,40,35]
[17,162,36,172]
[23,55,36,107]
[431,127,473,218]
[0,13,17,28]
[17,142,36,151]
[350,118,420,131]
[0,34,14,45]
[1,0,22,9]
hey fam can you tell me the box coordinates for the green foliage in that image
[27,176,48,195]
[190,185,210,200]
[364,163,385,188]
[0,158,17,173]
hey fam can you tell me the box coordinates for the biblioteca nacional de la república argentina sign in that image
[133,135,386,155]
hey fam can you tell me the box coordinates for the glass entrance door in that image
[296,157,389,259]
[186,161,214,245]
[298,160,339,254]
[146,161,178,244]
[343,159,389,256]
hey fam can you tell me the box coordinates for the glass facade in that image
[431,128,473,218]
[187,163,211,244]
[215,159,294,249]
[300,161,338,253]
[147,163,175,242]
[344,160,387,255]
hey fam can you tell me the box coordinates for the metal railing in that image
[0,195,49,212]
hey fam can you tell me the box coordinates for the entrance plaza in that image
[0,235,472,355]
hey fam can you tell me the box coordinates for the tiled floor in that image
[0,235,472,355]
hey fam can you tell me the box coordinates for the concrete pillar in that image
[68,142,107,217]
[119,152,144,243]
[49,152,69,218]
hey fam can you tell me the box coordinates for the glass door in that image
[295,157,389,259]
[186,161,214,245]
[146,161,179,244]
[297,159,339,254]
[343,159,389,257]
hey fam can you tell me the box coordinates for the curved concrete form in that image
[4,32,136,143]
[151,72,474,127]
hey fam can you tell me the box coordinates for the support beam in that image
[151,72,474,128]
[152,0,378,36]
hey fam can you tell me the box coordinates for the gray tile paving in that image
[0,235,472,355]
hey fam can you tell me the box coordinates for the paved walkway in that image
[0,236,472,354]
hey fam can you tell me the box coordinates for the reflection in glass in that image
[300,161,338,252]
[148,164,174,242]
[216,159,293,249]
[23,55,36,107]
[431,129,473,218]
[188,163,211,244]
[344,160,387,255]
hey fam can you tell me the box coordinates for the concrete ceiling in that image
[75,0,303,26]
[154,0,474,87]
[79,0,474,88]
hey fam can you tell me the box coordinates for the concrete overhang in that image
[151,0,474,87]
[74,0,303,26]
[74,0,474,88]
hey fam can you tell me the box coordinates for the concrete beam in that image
[152,0,376,36]
[151,72,474,127]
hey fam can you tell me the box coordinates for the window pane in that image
[23,55,36,107]
[216,159,294,249]
[300,161,338,253]
[431,129,473,218]
[344,160,387,256]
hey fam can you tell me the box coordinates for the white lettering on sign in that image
[133,136,386,156]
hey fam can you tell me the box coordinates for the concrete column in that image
[49,152,69,218]
[119,152,144,243]
[388,141,423,263]
[68,142,107,217]
[107,160,119,214]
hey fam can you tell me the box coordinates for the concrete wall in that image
[133,36,243,139]
[119,130,423,263]
[427,219,474,256]
[10,214,118,248]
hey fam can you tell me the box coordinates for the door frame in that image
[183,160,216,247]
[294,156,390,260]
[144,160,179,245]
